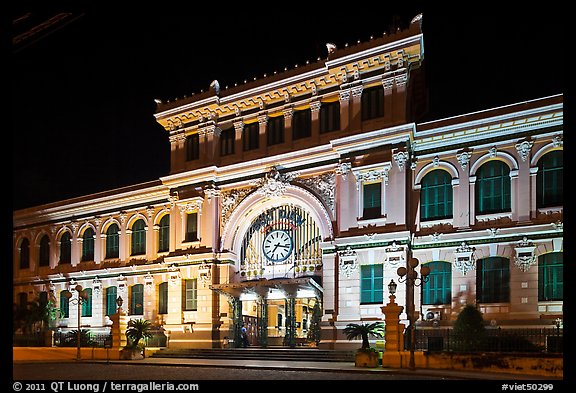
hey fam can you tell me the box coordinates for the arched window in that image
[422,261,452,305]
[39,235,50,267]
[158,282,168,314]
[131,219,146,256]
[130,284,144,315]
[106,224,120,259]
[538,252,563,301]
[81,228,95,262]
[60,232,71,264]
[420,170,453,221]
[105,286,118,316]
[475,160,511,215]
[19,238,30,269]
[60,290,70,318]
[476,257,510,303]
[158,215,170,253]
[537,150,563,208]
[81,288,92,317]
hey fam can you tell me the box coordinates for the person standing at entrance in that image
[241,325,249,348]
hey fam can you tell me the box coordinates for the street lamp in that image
[64,284,89,361]
[388,279,397,296]
[116,296,124,313]
[397,258,431,370]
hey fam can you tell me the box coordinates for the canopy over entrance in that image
[211,277,323,348]
[210,276,323,300]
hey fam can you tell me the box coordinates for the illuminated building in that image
[13,14,563,349]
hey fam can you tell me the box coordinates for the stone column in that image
[233,120,244,158]
[310,101,321,142]
[71,222,79,266]
[283,108,293,144]
[338,89,350,133]
[349,85,363,131]
[381,293,405,368]
[94,218,102,264]
[119,213,128,262]
[110,306,128,349]
[258,114,268,151]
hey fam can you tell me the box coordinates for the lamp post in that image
[388,279,397,297]
[116,296,124,313]
[397,258,430,370]
[64,284,89,361]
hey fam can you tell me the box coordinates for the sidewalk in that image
[83,356,562,380]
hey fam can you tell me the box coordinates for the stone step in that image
[150,348,355,362]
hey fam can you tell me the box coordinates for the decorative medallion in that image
[253,166,298,198]
[515,140,534,162]
[456,151,472,170]
[453,242,476,275]
[393,151,410,171]
[338,246,358,278]
[514,237,537,272]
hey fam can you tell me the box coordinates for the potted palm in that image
[120,318,152,360]
[344,322,385,367]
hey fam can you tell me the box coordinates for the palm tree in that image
[343,322,385,350]
[125,318,153,348]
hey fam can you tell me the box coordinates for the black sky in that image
[12,5,564,211]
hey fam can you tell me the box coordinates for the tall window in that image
[267,116,284,146]
[422,261,452,305]
[106,224,120,259]
[60,291,70,318]
[292,109,311,140]
[60,232,71,264]
[537,150,563,208]
[361,85,384,120]
[320,101,340,133]
[131,219,146,256]
[183,279,198,311]
[130,284,144,315]
[220,126,235,156]
[421,170,453,221]
[39,235,50,267]
[39,291,48,307]
[185,213,198,242]
[476,257,510,303]
[18,292,28,310]
[81,288,92,317]
[242,123,259,151]
[158,215,170,253]
[362,182,381,219]
[186,134,200,161]
[539,252,563,301]
[158,282,169,314]
[81,228,95,261]
[475,160,511,215]
[19,238,30,269]
[360,264,384,304]
[105,286,117,316]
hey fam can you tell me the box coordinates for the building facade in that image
[13,15,563,350]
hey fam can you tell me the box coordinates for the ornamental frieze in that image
[221,187,255,226]
[296,172,336,215]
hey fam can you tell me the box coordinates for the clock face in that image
[262,230,293,262]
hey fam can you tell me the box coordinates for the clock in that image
[262,230,293,262]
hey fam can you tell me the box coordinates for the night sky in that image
[12,4,564,211]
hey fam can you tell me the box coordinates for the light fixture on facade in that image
[388,279,397,295]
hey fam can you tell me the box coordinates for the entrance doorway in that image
[242,315,258,347]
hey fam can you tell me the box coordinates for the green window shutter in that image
[421,170,453,221]
[158,282,169,314]
[423,261,452,305]
[106,224,120,259]
[537,151,563,208]
[538,252,563,301]
[81,288,92,317]
[477,257,510,303]
[360,264,384,304]
[158,215,170,252]
[183,279,198,311]
[82,228,95,261]
[476,161,511,215]
[130,284,144,315]
[106,286,117,316]
[20,238,30,269]
[131,220,146,255]
[60,232,71,263]
[363,182,381,219]
[60,291,70,318]
[186,213,198,242]
[39,235,50,267]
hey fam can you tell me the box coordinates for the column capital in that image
[309,101,321,113]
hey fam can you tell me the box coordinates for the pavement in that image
[59,356,563,380]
